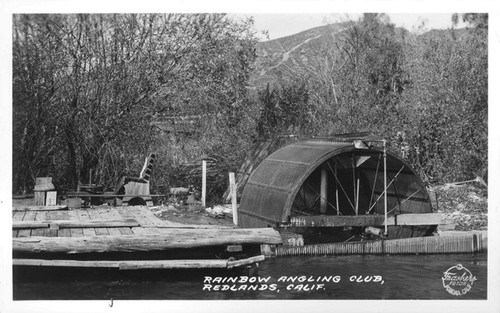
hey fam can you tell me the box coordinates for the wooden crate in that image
[45,191,57,206]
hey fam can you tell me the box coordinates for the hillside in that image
[250,23,349,87]
[249,23,463,89]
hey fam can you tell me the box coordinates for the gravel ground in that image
[427,183,487,231]
[150,204,234,227]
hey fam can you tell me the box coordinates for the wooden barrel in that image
[34,177,55,206]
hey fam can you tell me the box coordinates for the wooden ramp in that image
[12,205,282,269]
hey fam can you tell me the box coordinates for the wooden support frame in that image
[304,183,338,214]
[326,160,355,212]
[286,213,445,228]
[367,165,405,214]
[387,188,423,215]
[368,154,381,212]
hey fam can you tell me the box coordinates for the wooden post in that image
[260,244,275,258]
[229,172,238,225]
[355,178,360,215]
[352,155,356,208]
[320,168,327,213]
[383,140,388,236]
[202,160,207,207]
[335,162,339,215]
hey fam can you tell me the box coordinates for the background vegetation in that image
[12,13,487,203]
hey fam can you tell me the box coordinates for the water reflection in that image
[13,253,487,300]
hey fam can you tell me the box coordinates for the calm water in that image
[13,253,487,300]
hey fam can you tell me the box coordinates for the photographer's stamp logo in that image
[442,264,477,296]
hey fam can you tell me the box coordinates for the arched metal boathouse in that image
[238,140,439,240]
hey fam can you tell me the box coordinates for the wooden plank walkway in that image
[12,205,283,255]
[11,205,228,240]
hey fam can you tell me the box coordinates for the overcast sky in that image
[235,13,465,41]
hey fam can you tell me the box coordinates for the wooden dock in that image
[12,205,282,270]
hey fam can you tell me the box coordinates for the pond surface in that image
[13,253,487,300]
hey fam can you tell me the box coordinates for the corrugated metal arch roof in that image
[239,140,430,227]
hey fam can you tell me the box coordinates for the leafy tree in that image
[400,27,487,183]
[13,14,258,194]
[256,80,310,139]
[452,13,488,29]
[339,14,409,133]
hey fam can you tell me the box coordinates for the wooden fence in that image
[275,235,485,257]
